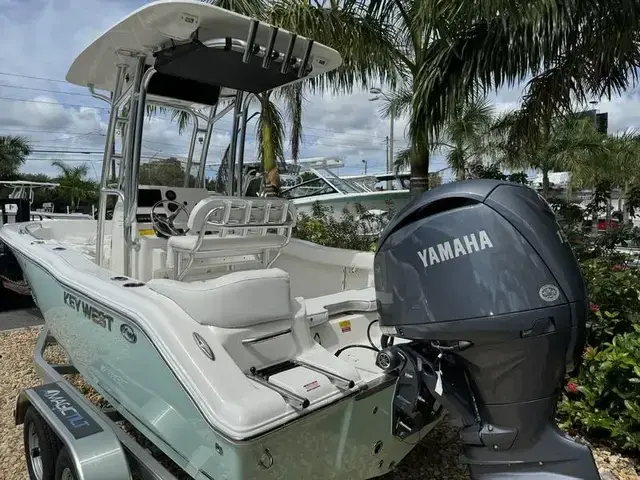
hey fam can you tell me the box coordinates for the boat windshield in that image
[312,167,369,194]
[281,177,337,199]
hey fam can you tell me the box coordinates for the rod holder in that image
[297,39,314,78]
[281,34,297,74]
[242,19,259,63]
[262,26,279,69]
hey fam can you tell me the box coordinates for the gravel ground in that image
[1,326,638,480]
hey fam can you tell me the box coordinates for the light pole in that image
[362,159,368,174]
[369,87,394,190]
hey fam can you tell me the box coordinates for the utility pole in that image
[370,88,395,190]
[388,112,394,176]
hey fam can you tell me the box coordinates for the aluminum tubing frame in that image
[227,91,245,196]
[235,93,258,195]
[95,64,126,267]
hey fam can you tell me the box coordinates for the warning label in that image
[339,320,352,333]
[303,380,321,392]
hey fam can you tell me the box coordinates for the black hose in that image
[367,319,380,351]
[334,344,379,357]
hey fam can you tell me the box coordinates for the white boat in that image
[239,158,410,219]
[2,2,444,479]
[279,158,411,217]
[0,180,93,222]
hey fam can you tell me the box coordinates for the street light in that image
[369,87,394,190]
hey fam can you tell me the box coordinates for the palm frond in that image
[0,136,32,171]
[268,0,404,94]
[256,92,286,169]
[277,83,306,163]
[51,160,72,176]
[410,0,640,143]
[393,147,411,173]
[211,0,265,17]
[379,84,413,119]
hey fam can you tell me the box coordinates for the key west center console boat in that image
[3,2,442,480]
[3,2,601,480]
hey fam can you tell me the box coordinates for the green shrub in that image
[293,202,388,252]
[580,258,640,346]
[557,325,640,451]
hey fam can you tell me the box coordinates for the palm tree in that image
[269,0,429,194]
[393,95,496,180]
[569,131,640,222]
[497,113,607,198]
[410,0,640,186]
[0,136,31,180]
[51,160,95,210]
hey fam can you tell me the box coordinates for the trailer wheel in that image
[55,447,79,480]
[24,406,61,480]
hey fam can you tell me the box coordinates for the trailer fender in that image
[15,381,132,480]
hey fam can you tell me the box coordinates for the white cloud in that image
[0,0,636,183]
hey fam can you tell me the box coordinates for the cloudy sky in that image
[1,0,639,183]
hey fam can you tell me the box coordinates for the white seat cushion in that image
[147,268,292,328]
[168,233,288,253]
[305,287,377,326]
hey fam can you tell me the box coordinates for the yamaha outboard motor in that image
[374,179,599,479]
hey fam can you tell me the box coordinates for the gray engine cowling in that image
[373,179,599,480]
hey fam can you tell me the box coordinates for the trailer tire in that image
[55,447,79,480]
[24,406,61,480]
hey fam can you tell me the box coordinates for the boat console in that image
[132,185,210,226]
[374,179,600,479]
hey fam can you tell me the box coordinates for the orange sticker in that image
[339,320,352,333]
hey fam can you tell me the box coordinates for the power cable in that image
[0,83,95,97]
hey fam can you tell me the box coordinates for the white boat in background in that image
[2,3,443,480]
[240,157,411,218]
[279,158,411,217]
[0,180,93,222]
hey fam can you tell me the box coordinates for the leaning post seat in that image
[148,267,299,370]
[147,268,363,404]
[166,196,296,280]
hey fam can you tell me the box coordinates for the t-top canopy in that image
[66,0,342,97]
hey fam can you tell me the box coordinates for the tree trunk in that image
[622,182,630,223]
[542,169,550,199]
[409,142,430,197]
[260,94,280,197]
[263,168,281,197]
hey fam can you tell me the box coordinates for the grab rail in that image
[242,327,292,345]
[246,371,310,409]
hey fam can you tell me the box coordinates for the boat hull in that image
[12,247,437,479]
[294,191,410,218]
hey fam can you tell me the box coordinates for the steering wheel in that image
[150,200,190,238]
